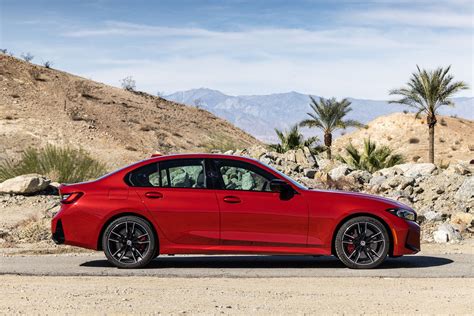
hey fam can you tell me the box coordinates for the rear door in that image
[210,158,309,247]
[129,159,220,245]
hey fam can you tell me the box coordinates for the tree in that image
[120,76,136,91]
[300,96,364,159]
[269,124,320,154]
[337,138,404,173]
[389,66,468,163]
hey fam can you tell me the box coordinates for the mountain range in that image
[165,88,473,142]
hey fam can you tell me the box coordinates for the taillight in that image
[60,192,83,204]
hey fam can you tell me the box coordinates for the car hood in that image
[307,188,413,210]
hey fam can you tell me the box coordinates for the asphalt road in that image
[1,252,472,278]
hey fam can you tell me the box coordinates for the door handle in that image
[223,196,241,204]
[145,192,163,199]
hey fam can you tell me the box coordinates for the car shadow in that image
[80,255,453,269]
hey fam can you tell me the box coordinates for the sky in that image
[0,0,473,99]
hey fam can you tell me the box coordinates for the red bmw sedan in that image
[51,154,420,269]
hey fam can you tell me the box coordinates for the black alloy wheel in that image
[335,216,389,269]
[102,216,157,269]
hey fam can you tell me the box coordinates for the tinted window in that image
[213,159,275,192]
[126,159,206,188]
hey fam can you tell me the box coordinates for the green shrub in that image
[0,145,107,183]
[337,138,405,173]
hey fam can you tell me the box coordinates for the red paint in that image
[51,154,420,257]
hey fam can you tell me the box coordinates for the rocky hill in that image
[0,55,259,169]
[333,112,474,165]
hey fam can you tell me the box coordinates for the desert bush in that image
[439,137,445,143]
[468,144,474,151]
[337,138,405,173]
[29,68,45,81]
[408,137,420,144]
[42,60,53,68]
[20,52,34,62]
[440,118,447,126]
[202,139,242,153]
[120,76,136,91]
[0,48,7,54]
[0,145,107,183]
[403,110,408,114]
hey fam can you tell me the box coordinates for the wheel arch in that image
[97,211,159,255]
[331,212,394,257]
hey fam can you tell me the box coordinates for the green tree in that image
[389,66,468,163]
[337,138,404,173]
[300,96,364,159]
[269,124,320,154]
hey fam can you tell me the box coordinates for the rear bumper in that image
[51,219,65,244]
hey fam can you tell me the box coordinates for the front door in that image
[210,159,308,247]
[130,159,220,245]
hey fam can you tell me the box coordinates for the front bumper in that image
[392,220,420,256]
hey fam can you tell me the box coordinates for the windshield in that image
[261,161,308,190]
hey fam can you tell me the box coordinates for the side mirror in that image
[270,179,295,200]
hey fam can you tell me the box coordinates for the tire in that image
[102,216,157,269]
[335,216,389,269]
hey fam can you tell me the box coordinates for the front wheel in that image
[102,216,157,269]
[335,216,389,269]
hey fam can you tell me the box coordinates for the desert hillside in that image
[334,112,474,164]
[0,55,259,169]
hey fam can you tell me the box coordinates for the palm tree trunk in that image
[324,133,332,159]
[427,115,437,164]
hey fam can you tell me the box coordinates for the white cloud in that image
[57,6,473,99]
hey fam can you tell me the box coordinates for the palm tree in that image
[300,96,364,159]
[389,66,468,163]
[269,124,320,154]
[337,138,404,173]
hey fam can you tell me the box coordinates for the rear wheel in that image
[335,216,389,269]
[102,216,156,269]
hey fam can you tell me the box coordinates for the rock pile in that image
[224,145,474,243]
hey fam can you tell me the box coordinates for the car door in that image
[211,158,309,247]
[129,158,220,245]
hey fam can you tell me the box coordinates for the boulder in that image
[303,147,316,167]
[454,177,474,202]
[349,170,372,184]
[295,148,309,166]
[383,175,415,190]
[245,145,267,159]
[433,223,462,243]
[450,212,474,228]
[445,162,472,176]
[398,163,437,178]
[0,174,51,195]
[423,210,443,222]
[369,175,386,187]
[329,165,352,181]
[303,168,317,179]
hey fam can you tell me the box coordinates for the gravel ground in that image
[1,275,472,315]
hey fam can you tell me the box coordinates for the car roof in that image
[145,153,257,163]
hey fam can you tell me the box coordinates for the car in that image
[51,153,420,269]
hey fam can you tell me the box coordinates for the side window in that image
[125,159,206,189]
[160,159,206,188]
[126,163,159,187]
[214,160,275,192]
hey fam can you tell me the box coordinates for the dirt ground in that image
[1,275,472,315]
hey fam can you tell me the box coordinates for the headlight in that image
[386,208,417,221]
